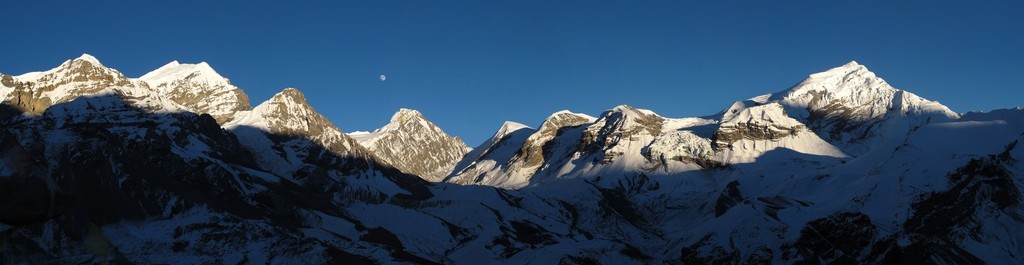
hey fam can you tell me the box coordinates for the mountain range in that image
[1,54,1021,264]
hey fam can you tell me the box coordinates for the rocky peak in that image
[139,60,251,124]
[239,88,311,130]
[230,88,317,134]
[140,61,230,88]
[778,61,884,102]
[274,88,307,103]
[602,105,663,124]
[763,61,958,155]
[31,54,131,83]
[589,105,664,141]
[72,53,103,67]
[224,88,360,157]
[2,54,135,114]
[390,108,425,123]
[45,54,125,80]
[538,110,596,133]
[773,61,957,121]
[352,108,470,182]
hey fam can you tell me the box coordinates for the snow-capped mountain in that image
[449,62,952,188]
[226,88,365,157]
[349,108,470,182]
[3,56,1023,264]
[0,54,136,114]
[769,61,960,155]
[139,61,251,123]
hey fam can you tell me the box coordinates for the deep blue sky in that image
[2,1,1022,145]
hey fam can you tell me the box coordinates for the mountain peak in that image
[137,60,249,124]
[610,104,637,113]
[539,110,596,132]
[352,108,469,182]
[224,87,358,156]
[271,88,307,104]
[140,60,228,87]
[74,53,102,66]
[808,60,875,80]
[500,121,531,133]
[488,121,533,142]
[598,105,662,123]
[390,108,424,122]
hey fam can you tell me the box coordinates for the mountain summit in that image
[140,61,251,123]
[0,54,135,113]
[226,88,366,158]
[350,108,470,181]
[769,61,959,154]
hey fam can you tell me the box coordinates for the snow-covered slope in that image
[446,121,536,186]
[139,61,251,123]
[447,111,596,188]
[348,108,470,182]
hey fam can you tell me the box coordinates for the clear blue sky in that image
[2,1,1022,145]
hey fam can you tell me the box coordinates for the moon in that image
[379,74,386,81]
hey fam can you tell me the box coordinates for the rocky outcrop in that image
[712,103,803,149]
[645,130,719,169]
[445,121,536,186]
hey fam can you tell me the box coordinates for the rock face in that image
[3,56,1024,264]
[646,130,716,168]
[714,103,803,145]
[580,105,664,164]
[710,103,848,163]
[516,111,596,170]
[349,108,470,182]
[139,61,251,123]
